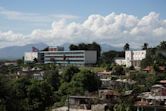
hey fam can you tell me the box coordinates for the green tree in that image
[33,58,38,63]
[69,42,101,61]
[100,51,124,64]
[123,43,130,51]
[158,41,166,49]
[27,80,54,111]
[142,43,148,50]
[6,77,31,111]
[17,59,24,66]
[0,75,11,111]
[61,66,79,83]
[141,56,153,68]
[69,44,78,50]
[72,69,101,92]
[112,65,125,76]
[45,69,60,91]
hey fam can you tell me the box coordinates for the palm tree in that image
[69,44,78,50]
[142,43,148,50]
[123,43,130,51]
[158,41,166,49]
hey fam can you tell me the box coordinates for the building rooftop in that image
[160,80,166,84]
[152,84,165,89]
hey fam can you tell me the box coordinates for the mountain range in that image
[0,43,122,59]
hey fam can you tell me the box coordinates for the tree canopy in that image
[123,43,130,51]
[69,42,101,61]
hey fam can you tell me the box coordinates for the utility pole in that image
[67,95,70,111]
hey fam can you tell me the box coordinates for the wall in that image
[84,51,97,64]
[24,52,38,62]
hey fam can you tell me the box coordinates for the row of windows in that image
[45,56,84,58]
[45,60,84,62]
[44,52,84,55]
[126,51,145,55]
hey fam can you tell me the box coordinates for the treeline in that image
[69,42,101,61]
[0,65,101,111]
[141,41,166,69]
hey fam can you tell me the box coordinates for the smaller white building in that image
[24,52,38,63]
[125,50,146,68]
[114,50,146,68]
[114,57,126,66]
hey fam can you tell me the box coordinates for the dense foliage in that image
[141,41,166,69]
[0,65,101,111]
[69,42,101,61]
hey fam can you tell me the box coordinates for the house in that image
[143,66,166,73]
[114,57,126,66]
[4,61,17,66]
[17,67,44,76]
[135,84,166,107]
[97,71,111,79]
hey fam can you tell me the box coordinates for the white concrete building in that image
[125,50,146,68]
[24,52,38,63]
[114,57,126,66]
[24,46,97,66]
[41,50,97,66]
[114,50,146,68]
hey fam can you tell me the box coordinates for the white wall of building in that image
[84,51,97,64]
[114,50,146,68]
[114,58,126,66]
[24,52,38,62]
[125,50,146,67]
[125,51,132,67]
[40,50,97,65]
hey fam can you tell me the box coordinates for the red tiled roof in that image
[143,66,153,71]
[143,66,165,71]
[160,80,166,84]
[159,66,165,71]
[135,101,149,106]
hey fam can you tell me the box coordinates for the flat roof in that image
[40,50,97,53]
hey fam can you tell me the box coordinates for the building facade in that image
[24,46,97,66]
[24,52,38,63]
[125,50,146,68]
[114,50,146,68]
[41,50,97,65]
[114,57,126,66]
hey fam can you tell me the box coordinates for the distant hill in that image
[0,42,123,59]
[100,44,122,52]
[0,43,47,60]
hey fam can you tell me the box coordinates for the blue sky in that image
[0,0,166,48]
[1,0,166,17]
[0,0,166,32]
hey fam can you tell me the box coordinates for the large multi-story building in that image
[41,50,97,65]
[24,46,97,66]
[114,50,146,68]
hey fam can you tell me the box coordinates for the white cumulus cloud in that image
[0,12,166,48]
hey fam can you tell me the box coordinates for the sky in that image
[0,0,166,48]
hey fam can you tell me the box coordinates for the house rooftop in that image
[152,84,165,88]
[160,80,166,84]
